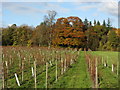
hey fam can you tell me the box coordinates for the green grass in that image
[52,51,93,88]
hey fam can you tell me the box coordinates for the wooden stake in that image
[5,61,8,74]
[89,58,90,69]
[10,59,11,66]
[62,59,64,74]
[95,58,98,88]
[91,60,92,74]
[29,56,30,66]
[107,56,108,67]
[102,57,103,65]
[56,59,57,82]
[64,59,66,72]
[22,58,24,82]
[18,53,21,68]
[61,58,63,75]
[112,64,114,72]
[117,61,119,75]
[15,73,20,86]
[5,61,8,88]
[2,62,5,89]
[34,60,37,88]
[5,61,7,67]
[70,59,72,65]
[31,67,34,77]
[2,73,4,89]
[10,55,12,66]
[46,62,48,88]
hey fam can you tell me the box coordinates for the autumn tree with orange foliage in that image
[52,16,86,48]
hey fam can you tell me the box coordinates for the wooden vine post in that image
[95,57,98,88]
[9,55,12,66]
[88,58,90,70]
[5,61,8,88]
[5,61,8,75]
[90,59,92,74]
[34,60,37,88]
[112,64,114,72]
[102,57,103,65]
[2,72,4,89]
[22,57,25,82]
[117,61,119,75]
[56,59,57,82]
[61,58,63,75]
[64,59,66,72]
[31,67,34,77]
[18,53,21,69]
[46,62,48,88]
[2,61,5,89]
[4,61,7,88]
[29,55,31,66]
[106,56,108,67]
[70,59,72,65]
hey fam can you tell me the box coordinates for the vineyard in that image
[1,46,119,88]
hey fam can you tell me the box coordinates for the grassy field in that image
[1,47,119,88]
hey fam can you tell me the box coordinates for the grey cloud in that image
[3,3,47,15]
[98,1,118,17]
[3,2,69,15]
[75,1,118,17]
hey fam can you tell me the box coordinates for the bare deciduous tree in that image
[44,10,57,48]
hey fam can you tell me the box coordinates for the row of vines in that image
[85,51,118,88]
[2,46,80,88]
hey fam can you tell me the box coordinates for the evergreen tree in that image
[94,20,96,26]
[89,21,92,26]
[103,20,106,27]
[84,18,89,27]
[83,18,89,31]
[107,18,111,28]
[97,21,100,25]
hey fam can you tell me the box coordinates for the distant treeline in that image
[2,11,120,51]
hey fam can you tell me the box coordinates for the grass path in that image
[52,51,93,88]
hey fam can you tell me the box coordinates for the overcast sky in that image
[1,0,119,28]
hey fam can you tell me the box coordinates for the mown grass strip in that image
[52,51,93,88]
